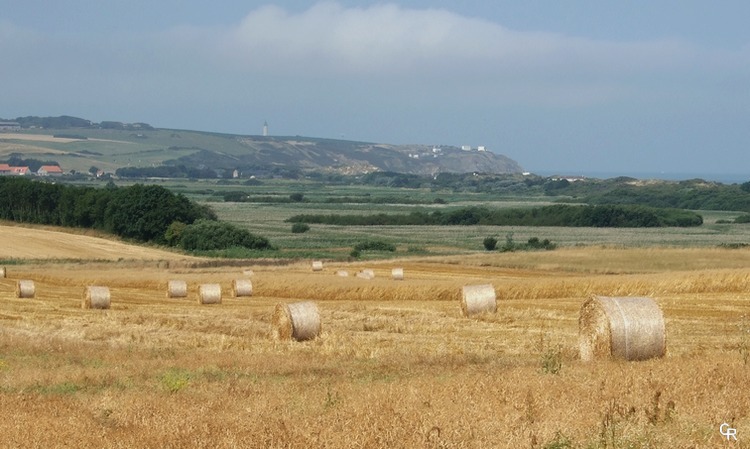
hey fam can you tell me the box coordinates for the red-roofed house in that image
[0,164,10,174]
[10,166,29,175]
[37,165,63,176]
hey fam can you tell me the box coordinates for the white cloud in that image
[210,1,707,80]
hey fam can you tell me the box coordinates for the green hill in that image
[0,116,523,177]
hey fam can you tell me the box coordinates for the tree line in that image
[0,177,271,251]
[286,204,703,228]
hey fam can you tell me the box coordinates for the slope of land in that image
[0,224,189,260]
[0,123,523,176]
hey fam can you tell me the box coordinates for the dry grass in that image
[0,237,749,447]
[0,223,195,261]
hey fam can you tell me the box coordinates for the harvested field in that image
[0,225,748,447]
[0,224,194,261]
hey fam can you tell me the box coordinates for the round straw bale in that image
[460,284,496,317]
[392,267,404,280]
[16,280,35,299]
[166,280,188,298]
[335,270,349,277]
[312,260,323,272]
[272,301,321,341]
[232,279,253,297]
[82,286,110,309]
[0,266,5,278]
[579,295,666,362]
[356,269,375,280]
[198,284,222,304]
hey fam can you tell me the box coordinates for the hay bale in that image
[460,284,496,317]
[272,301,321,341]
[392,267,404,280]
[312,260,323,272]
[579,295,666,362]
[166,280,188,298]
[0,267,5,278]
[232,279,253,297]
[16,280,35,299]
[82,286,110,309]
[335,270,349,277]
[198,284,222,304]
[356,269,375,280]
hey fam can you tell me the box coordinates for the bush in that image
[483,236,498,251]
[735,214,750,223]
[352,240,396,252]
[291,222,310,233]
[178,220,272,251]
[526,237,556,250]
[289,193,305,202]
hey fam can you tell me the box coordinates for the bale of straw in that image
[166,280,188,298]
[82,286,110,309]
[392,267,404,281]
[356,269,375,280]
[232,279,253,297]
[312,260,323,272]
[198,284,222,304]
[272,301,321,341]
[16,280,35,299]
[579,295,666,362]
[460,284,496,317]
[335,270,349,277]
[0,267,5,278]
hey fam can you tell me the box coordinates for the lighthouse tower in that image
[262,121,268,137]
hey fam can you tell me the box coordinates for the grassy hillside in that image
[0,124,522,176]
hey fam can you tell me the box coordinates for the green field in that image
[171,179,750,259]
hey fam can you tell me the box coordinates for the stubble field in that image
[0,224,748,448]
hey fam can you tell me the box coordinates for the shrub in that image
[735,214,750,223]
[164,221,187,246]
[291,222,310,233]
[179,220,272,251]
[526,237,556,250]
[289,193,305,202]
[353,240,396,252]
[483,236,498,251]
[355,241,396,252]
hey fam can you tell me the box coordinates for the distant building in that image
[461,145,472,151]
[0,121,20,131]
[477,146,487,152]
[263,121,268,137]
[10,166,30,175]
[37,165,63,176]
[0,164,10,174]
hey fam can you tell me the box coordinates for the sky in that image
[1,1,749,178]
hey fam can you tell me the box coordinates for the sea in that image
[533,171,749,184]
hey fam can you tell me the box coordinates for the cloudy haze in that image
[1,1,749,178]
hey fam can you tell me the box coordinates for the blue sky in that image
[1,1,749,177]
